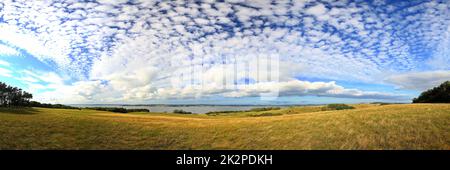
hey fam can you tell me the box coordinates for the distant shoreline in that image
[68,103,406,107]
[69,104,323,107]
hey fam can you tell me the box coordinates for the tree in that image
[413,81,450,103]
[0,81,79,109]
[0,82,34,107]
[0,82,7,106]
[23,92,33,105]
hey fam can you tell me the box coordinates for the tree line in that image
[413,81,450,103]
[0,81,80,109]
[0,81,149,112]
[0,82,33,107]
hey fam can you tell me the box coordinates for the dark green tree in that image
[413,81,450,103]
[0,81,77,109]
[0,82,34,106]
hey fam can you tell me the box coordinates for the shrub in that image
[413,81,450,103]
[28,101,80,110]
[89,107,150,113]
[249,107,281,112]
[205,107,281,116]
[322,104,355,111]
[250,112,282,117]
[371,102,393,106]
[205,110,239,115]
[126,109,150,112]
[90,107,128,113]
[173,109,192,114]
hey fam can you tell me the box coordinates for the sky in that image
[0,0,449,105]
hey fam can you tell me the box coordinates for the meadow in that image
[0,104,449,150]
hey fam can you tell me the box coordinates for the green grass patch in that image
[322,104,355,111]
[173,109,192,114]
[249,112,283,117]
[248,107,281,112]
[205,107,281,116]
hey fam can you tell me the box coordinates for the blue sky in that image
[0,0,449,104]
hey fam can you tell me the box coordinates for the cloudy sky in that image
[0,0,449,105]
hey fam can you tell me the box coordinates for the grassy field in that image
[0,104,449,150]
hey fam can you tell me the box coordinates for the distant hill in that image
[413,81,450,103]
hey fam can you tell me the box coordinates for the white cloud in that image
[305,3,328,16]
[386,71,450,91]
[21,70,66,86]
[220,80,406,100]
[0,67,13,77]
[427,25,450,70]
[2,0,446,82]
[1,0,448,103]
[0,60,10,66]
[44,78,405,104]
[0,44,19,56]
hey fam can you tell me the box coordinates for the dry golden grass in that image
[0,104,449,149]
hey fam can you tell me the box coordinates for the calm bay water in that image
[70,104,289,114]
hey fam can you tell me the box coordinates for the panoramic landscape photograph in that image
[0,0,449,151]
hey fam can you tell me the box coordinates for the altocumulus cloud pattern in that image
[0,0,449,104]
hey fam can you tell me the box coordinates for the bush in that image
[173,109,192,114]
[322,104,355,111]
[89,107,150,113]
[28,101,80,110]
[90,107,128,113]
[205,110,239,115]
[126,109,150,113]
[413,81,450,103]
[249,107,281,112]
[205,107,281,116]
[370,102,391,105]
[250,112,282,117]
